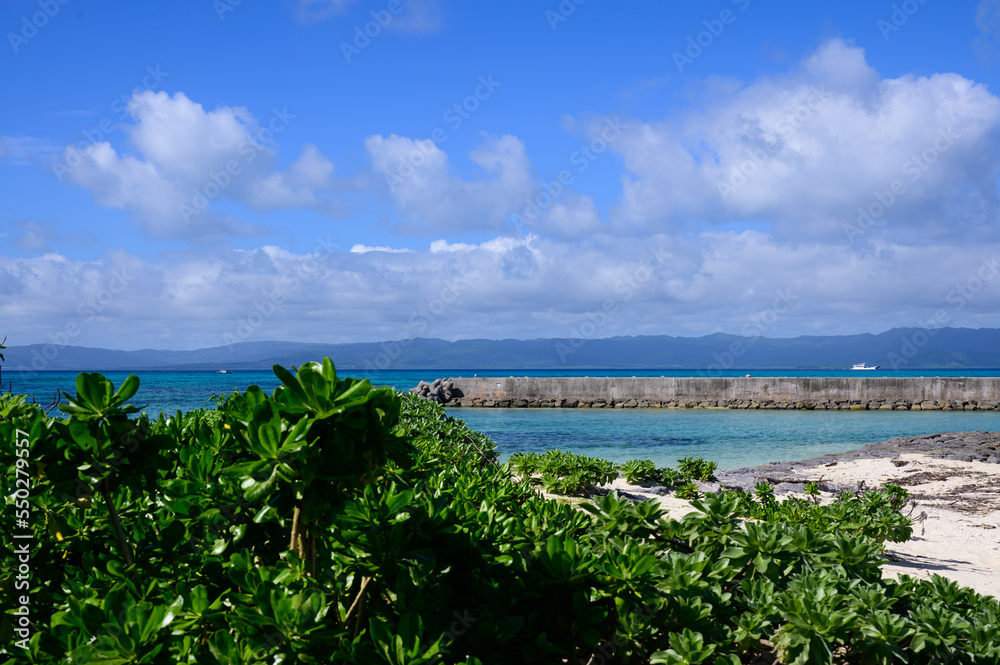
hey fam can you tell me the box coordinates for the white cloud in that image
[366,133,535,233]
[350,244,413,253]
[2,219,89,252]
[5,232,1000,351]
[52,91,351,241]
[603,39,1000,248]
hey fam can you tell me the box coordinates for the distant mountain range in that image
[3,327,1000,371]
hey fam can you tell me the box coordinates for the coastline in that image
[599,431,1000,598]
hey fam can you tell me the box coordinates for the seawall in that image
[440,376,1000,411]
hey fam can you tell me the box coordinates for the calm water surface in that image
[449,408,1000,470]
[6,368,999,469]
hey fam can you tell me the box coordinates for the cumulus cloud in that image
[366,133,535,233]
[2,220,89,252]
[350,244,414,253]
[51,91,351,241]
[5,231,1000,352]
[602,39,1000,248]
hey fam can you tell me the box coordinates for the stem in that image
[344,576,371,632]
[96,424,135,572]
[290,504,303,554]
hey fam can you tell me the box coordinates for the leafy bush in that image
[509,449,618,496]
[2,360,998,664]
[674,480,701,500]
[620,459,662,484]
[677,456,718,482]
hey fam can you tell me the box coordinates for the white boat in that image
[217,369,233,374]
[851,363,879,370]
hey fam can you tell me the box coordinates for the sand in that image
[604,454,1000,598]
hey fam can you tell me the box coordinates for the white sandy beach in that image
[606,454,1000,598]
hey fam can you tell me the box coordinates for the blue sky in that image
[3,0,1000,352]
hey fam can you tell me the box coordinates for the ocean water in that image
[450,408,1000,470]
[5,367,1000,470]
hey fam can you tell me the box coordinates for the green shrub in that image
[621,459,662,484]
[510,449,618,496]
[678,456,718,482]
[2,361,998,665]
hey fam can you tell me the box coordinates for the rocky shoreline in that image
[714,431,1000,495]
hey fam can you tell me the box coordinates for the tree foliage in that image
[1,359,998,664]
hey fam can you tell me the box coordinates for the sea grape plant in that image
[2,361,999,664]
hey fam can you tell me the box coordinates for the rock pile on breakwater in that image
[444,396,1000,411]
[408,378,464,404]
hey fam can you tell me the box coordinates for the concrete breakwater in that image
[436,376,1000,411]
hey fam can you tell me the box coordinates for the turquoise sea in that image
[6,367,1000,470]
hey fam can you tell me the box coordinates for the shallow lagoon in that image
[8,368,1000,470]
[450,407,1000,470]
